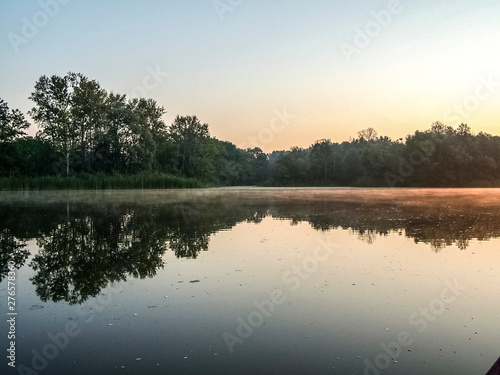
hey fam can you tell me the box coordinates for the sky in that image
[1,0,499,152]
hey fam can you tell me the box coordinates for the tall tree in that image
[71,75,107,171]
[120,98,166,173]
[246,147,268,184]
[94,93,129,173]
[310,139,334,182]
[357,127,378,141]
[0,98,30,143]
[128,98,167,141]
[29,73,80,175]
[169,115,210,177]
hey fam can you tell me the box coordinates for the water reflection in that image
[0,228,29,281]
[31,211,167,304]
[1,190,500,304]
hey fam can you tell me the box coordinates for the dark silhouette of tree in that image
[4,72,500,188]
[29,73,80,175]
[169,115,211,177]
[310,139,334,182]
[0,98,30,143]
[71,75,107,171]
[357,127,378,141]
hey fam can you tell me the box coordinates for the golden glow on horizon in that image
[161,28,500,152]
[9,1,500,152]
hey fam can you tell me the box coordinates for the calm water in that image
[1,188,499,375]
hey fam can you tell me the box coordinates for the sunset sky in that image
[1,0,499,152]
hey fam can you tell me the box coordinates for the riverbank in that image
[0,173,205,191]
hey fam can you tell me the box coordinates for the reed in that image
[0,173,205,191]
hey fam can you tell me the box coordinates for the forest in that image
[1,72,500,189]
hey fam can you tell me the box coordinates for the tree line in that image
[1,72,500,188]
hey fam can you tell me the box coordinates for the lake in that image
[1,188,499,375]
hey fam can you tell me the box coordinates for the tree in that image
[0,99,31,175]
[357,127,378,141]
[128,98,167,141]
[13,137,58,176]
[429,121,454,135]
[273,147,310,185]
[71,75,107,171]
[456,123,472,137]
[246,147,268,184]
[119,98,166,173]
[155,134,179,174]
[0,99,30,143]
[310,139,334,182]
[95,93,130,173]
[29,73,80,175]
[215,141,252,185]
[169,115,210,177]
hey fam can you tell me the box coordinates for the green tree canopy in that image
[0,98,30,143]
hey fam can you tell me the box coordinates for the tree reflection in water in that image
[0,228,29,282]
[1,193,500,304]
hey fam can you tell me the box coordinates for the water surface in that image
[1,188,499,374]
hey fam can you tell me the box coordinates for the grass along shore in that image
[0,173,205,191]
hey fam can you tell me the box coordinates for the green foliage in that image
[399,124,500,186]
[215,141,252,185]
[0,173,203,191]
[168,115,210,177]
[0,137,58,176]
[246,147,269,185]
[272,147,310,186]
[0,99,30,143]
[4,73,500,189]
[28,73,79,175]
[267,123,500,187]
